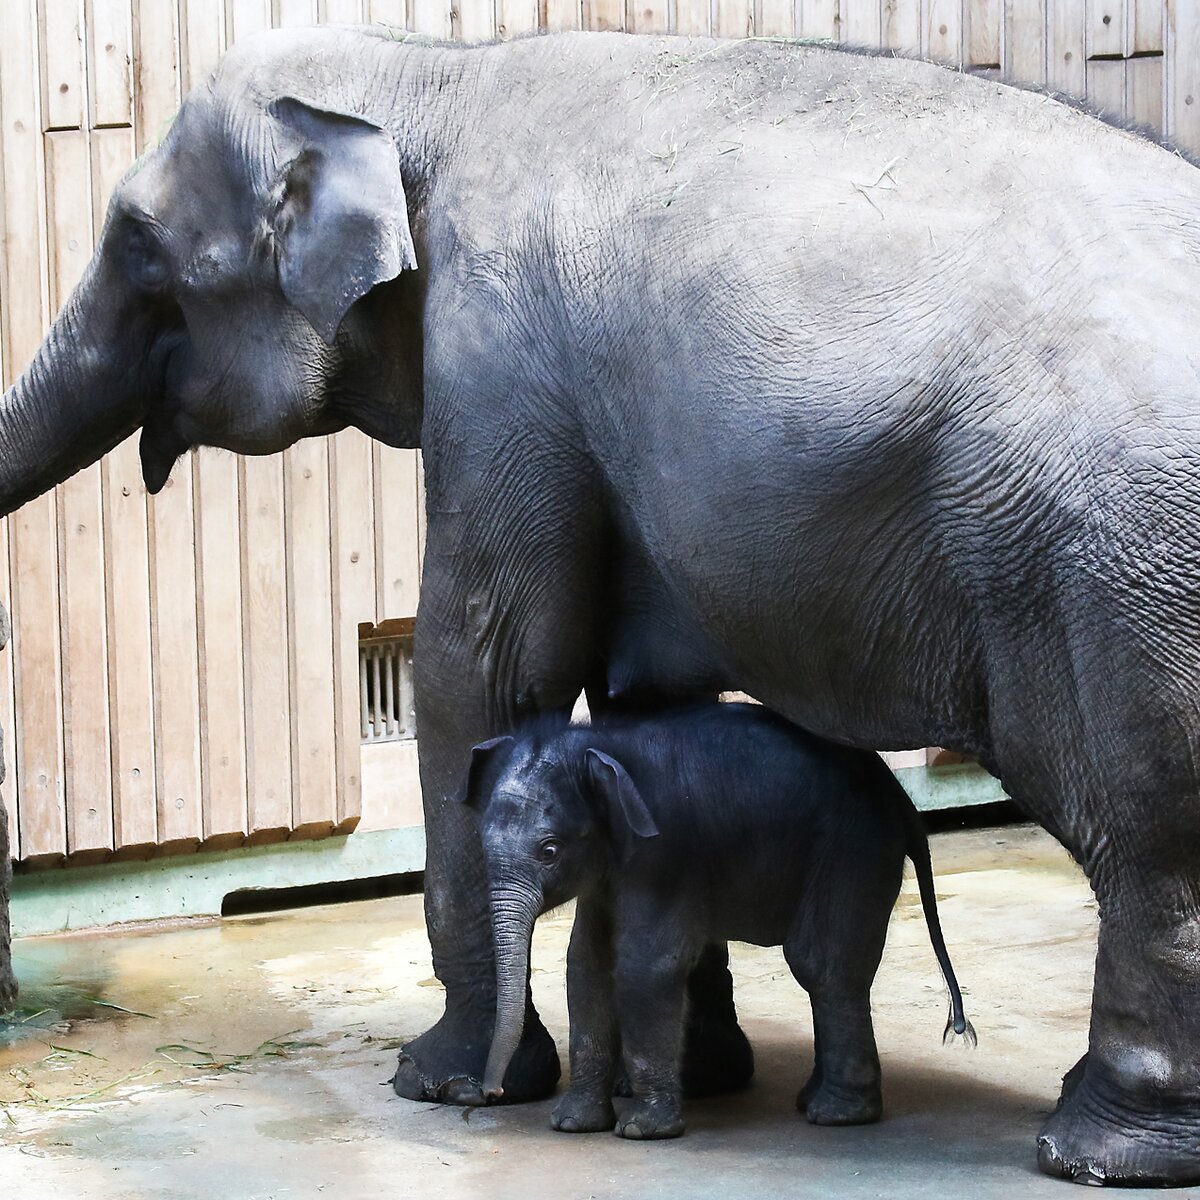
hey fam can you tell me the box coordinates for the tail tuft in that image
[942,1009,978,1048]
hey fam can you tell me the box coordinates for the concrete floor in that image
[0,824,1194,1200]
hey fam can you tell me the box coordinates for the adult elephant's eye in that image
[537,839,560,864]
[124,220,170,292]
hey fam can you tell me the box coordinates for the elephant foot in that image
[552,1087,616,1133]
[680,945,754,1098]
[1037,1058,1200,1187]
[392,1006,560,1106]
[615,1095,685,1140]
[798,1072,882,1126]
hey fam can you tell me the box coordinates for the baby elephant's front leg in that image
[553,899,618,1133]
[611,925,692,1140]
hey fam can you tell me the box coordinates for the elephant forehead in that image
[481,791,554,836]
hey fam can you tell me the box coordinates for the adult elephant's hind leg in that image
[1035,824,1200,1187]
[1010,713,1200,1186]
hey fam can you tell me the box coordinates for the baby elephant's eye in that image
[536,839,560,864]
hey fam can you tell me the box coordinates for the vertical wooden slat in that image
[1131,0,1163,53]
[715,0,753,37]
[757,0,793,36]
[9,501,65,863]
[181,0,226,93]
[457,0,497,40]
[926,0,963,63]
[1126,53,1163,133]
[6,0,63,859]
[673,0,709,35]
[102,437,158,855]
[1086,0,1126,59]
[965,0,1001,66]
[321,0,365,19]
[330,430,374,831]
[133,0,179,152]
[276,0,318,25]
[1166,0,1200,154]
[412,0,454,34]
[147,470,203,853]
[240,456,292,842]
[228,0,272,41]
[882,0,921,52]
[365,0,408,25]
[194,453,247,848]
[1088,57,1127,119]
[841,0,880,46]
[59,463,114,860]
[798,0,839,41]
[44,133,93,314]
[374,447,422,620]
[1005,0,1047,86]
[42,0,86,131]
[88,0,134,128]
[584,0,624,32]
[1048,0,1087,97]
[284,442,337,839]
[1,0,57,862]
[497,0,537,35]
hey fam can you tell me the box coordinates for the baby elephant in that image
[462,703,972,1139]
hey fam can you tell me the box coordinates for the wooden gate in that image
[0,0,1195,866]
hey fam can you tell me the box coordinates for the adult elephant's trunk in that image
[481,882,542,1100]
[0,264,149,518]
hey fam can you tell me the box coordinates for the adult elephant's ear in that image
[268,97,418,344]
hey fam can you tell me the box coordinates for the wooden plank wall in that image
[0,1,1195,866]
[0,0,425,865]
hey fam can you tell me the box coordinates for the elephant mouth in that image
[139,404,191,494]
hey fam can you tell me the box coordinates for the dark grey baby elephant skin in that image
[3,21,1200,1185]
[464,704,972,1140]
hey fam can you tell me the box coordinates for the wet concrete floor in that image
[0,824,1192,1199]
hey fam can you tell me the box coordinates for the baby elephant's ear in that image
[459,736,514,810]
[585,749,659,843]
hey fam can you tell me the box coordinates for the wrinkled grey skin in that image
[0,602,12,1013]
[465,705,973,1139]
[1,25,1199,1183]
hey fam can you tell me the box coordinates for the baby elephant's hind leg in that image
[784,863,898,1126]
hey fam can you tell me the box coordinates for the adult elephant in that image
[0,24,1198,1185]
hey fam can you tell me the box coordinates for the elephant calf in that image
[461,703,972,1139]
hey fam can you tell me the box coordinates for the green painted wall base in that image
[11,826,426,939]
[896,762,1008,812]
[8,765,1005,939]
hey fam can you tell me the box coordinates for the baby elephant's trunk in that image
[902,803,976,1046]
[481,885,541,1099]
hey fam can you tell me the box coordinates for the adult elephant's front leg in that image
[392,711,562,1105]
[392,490,602,1106]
